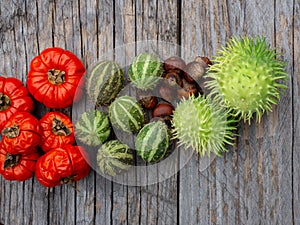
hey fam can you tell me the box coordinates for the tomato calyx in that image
[0,93,11,111]
[47,69,66,85]
[2,124,20,138]
[60,175,76,185]
[4,153,20,169]
[52,118,71,136]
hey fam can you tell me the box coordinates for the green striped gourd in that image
[75,110,111,146]
[135,120,169,163]
[97,140,134,176]
[87,60,124,106]
[109,95,144,133]
[128,53,163,90]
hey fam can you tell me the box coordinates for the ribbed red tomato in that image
[35,145,90,187]
[27,47,85,108]
[1,111,41,154]
[0,76,34,131]
[39,111,75,152]
[0,142,39,181]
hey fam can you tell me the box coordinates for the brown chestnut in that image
[164,56,186,72]
[159,85,177,103]
[177,79,199,100]
[194,56,212,68]
[164,71,183,88]
[183,61,205,83]
[152,102,174,118]
[138,95,158,109]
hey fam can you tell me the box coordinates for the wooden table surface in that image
[0,0,299,224]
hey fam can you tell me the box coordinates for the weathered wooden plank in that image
[0,1,47,225]
[293,0,300,223]
[89,1,114,224]
[235,1,277,224]
[135,0,159,224]
[22,0,52,224]
[179,1,232,225]
[46,1,77,224]
[112,1,138,225]
[0,1,28,225]
[273,1,294,224]
[135,1,179,225]
[72,0,98,224]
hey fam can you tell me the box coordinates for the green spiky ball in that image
[128,53,163,90]
[172,95,236,156]
[206,36,288,123]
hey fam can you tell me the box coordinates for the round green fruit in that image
[135,120,169,163]
[128,52,163,90]
[97,140,134,176]
[87,60,124,106]
[75,110,111,146]
[109,95,145,133]
[206,36,288,123]
[172,95,236,156]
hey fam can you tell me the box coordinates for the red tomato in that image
[35,145,90,187]
[1,111,41,154]
[39,111,75,152]
[27,47,85,108]
[0,142,39,181]
[0,76,34,131]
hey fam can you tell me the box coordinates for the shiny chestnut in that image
[183,61,205,83]
[138,95,158,109]
[194,56,212,68]
[177,79,199,99]
[164,71,183,88]
[152,103,174,118]
[164,56,186,72]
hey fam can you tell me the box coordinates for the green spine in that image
[97,140,134,176]
[87,60,124,106]
[75,110,111,146]
[135,120,169,162]
[109,95,144,133]
[128,53,163,90]
[171,95,236,156]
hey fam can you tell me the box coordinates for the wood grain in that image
[0,0,298,224]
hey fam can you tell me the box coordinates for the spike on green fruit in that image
[172,95,236,156]
[206,36,288,123]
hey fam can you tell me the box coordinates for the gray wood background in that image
[0,0,299,224]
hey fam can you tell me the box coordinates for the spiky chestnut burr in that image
[171,95,236,156]
[206,36,288,123]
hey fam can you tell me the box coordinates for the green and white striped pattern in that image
[135,120,169,163]
[128,53,163,90]
[109,95,144,133]
[75,110,111,146]
[97,140,134,176]
[87,60,124,106]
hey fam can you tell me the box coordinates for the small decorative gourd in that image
[87,60,124,106]
[128,53,163,90]
[96,140,134,176]
[109,95,144,133]
[135,120,169,163]
[75,110,111,146]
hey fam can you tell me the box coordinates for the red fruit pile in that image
[0,47,90,187]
